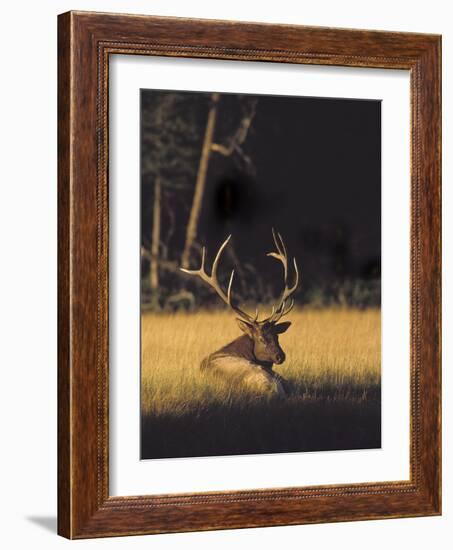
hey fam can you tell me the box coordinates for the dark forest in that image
[140,89,381,312]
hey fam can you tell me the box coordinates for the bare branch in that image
[211,99,257,162]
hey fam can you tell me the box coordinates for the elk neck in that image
[216,334,275,369]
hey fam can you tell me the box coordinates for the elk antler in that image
[180,235,259,324]
[259,228,299,325]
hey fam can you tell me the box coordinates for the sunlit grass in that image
[141,307,381,457]
[141,308,380,416]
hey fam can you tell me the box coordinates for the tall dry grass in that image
[141,308,380,416]
[141,308,381,458]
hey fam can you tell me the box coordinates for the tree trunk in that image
[181,92,220,269]
[150,177,161,290]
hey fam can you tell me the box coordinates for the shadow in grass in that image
[141,392,381,459]
[26,516,57,533]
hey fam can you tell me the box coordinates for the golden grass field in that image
[141,308,380,414]
[141,307,381,458]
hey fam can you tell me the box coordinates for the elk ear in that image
[274,321,291,334]
[236,319,254,337]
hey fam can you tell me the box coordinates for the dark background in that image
[141,89,381,310]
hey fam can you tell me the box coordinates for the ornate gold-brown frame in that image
[58,11,441,538]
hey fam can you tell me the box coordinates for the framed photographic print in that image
[58,11,441,539]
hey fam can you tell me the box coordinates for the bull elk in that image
[181,230,299,397]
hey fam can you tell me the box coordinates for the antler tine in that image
[278,231,289,280]
[226,269,235,304]
[260,230,300,325]
[212,235,231,280]
[200,246,206,271]
[281,298,295,317]
[180,236,231,305]
[180,236,258,324]
[289,257,299,294]
[226,270,258,323]
[268,228,288,281]
[253,307,259,323]
[278,231,287,258]
[272,259,299,323]
[273,228,288,262]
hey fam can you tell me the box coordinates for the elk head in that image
[181,229,299,367]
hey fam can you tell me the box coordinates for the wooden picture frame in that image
[58,10,441,539]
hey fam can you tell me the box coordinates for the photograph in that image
[21,4,440,542]
[140,88,382,460]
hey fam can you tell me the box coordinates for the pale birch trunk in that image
[181,93,220,269]
[150,177,161,290]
